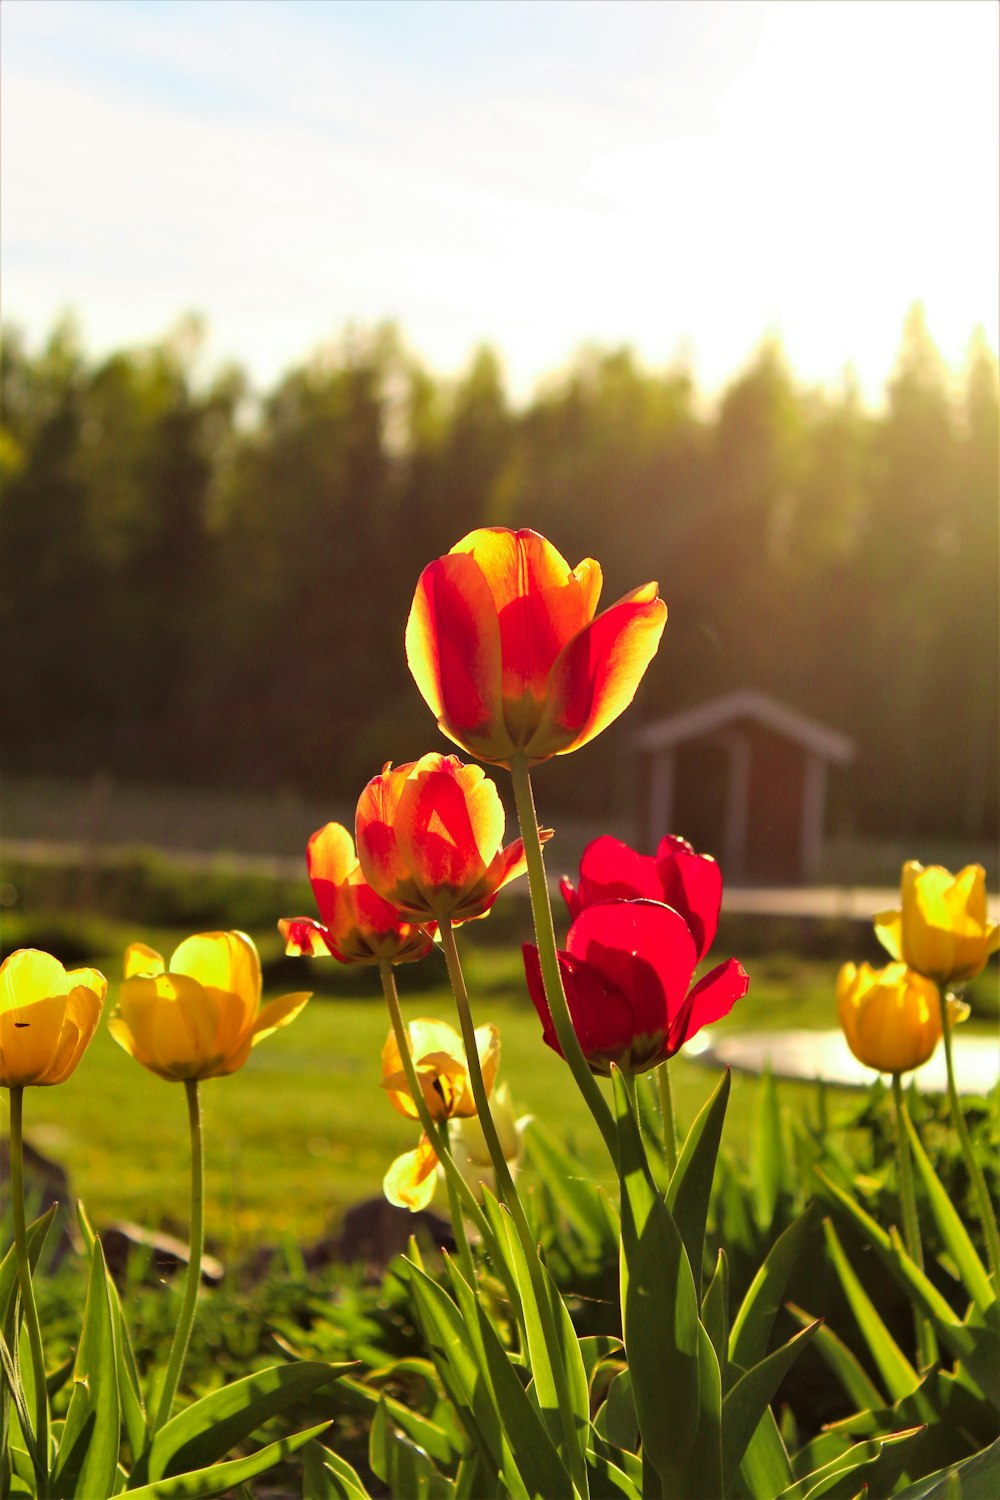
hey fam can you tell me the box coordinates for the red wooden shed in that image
[634,689,855,884]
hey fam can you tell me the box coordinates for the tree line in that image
[1,308,996,840]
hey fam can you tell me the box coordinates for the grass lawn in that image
[9,924,997,1249]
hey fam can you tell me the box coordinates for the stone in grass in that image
[101,1220,224,1286]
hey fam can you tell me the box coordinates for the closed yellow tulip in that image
[110,931,310,1082]
[0,949,106,1087]
[838,960,946,1074]
[875,861,1000,985]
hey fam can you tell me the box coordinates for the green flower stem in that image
[8,1086,49,1493]
[656,1060,678,1176]
[376,961,499,1266]
[508,753,618,1162]
[438,917,584,1488]
[153,1077,204,1433]
[438,919,523,1218]
[940,991,1000,1285]
[891,1073,935,1370]
[443,1147,477,1287]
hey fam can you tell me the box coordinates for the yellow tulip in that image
[0,949,106,1087]
[837,960,953,1073]
[875,861,1000,985]
[109,931,310,1082]
[380,1017,499,1211]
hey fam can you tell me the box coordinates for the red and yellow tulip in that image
[0,949,106,1087]
[406,527,667,764]
[356,753,534,923]
[280,821,434,966]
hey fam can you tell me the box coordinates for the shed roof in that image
[634,689,855,764]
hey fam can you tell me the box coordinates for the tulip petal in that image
[251,990,311,1046]
[124,944,165,979]
[115,974,220,1081]
[0,949,71,1012]
[394,759,504,909]
[578,835,664,905]
[529,583,667,758]
[451,529,595,702]
[355,764,414,902]
[279,916,338,958]
[383,1137,440,1211]
[523,943,637,1075]
[873,909,903,962]
[656,846,723,962]
[566,898,697,1039]
[406,551,508,759]
[306,823,360,928]
[381,1018,467,1119]
[0,994,69,1087]
[171,931,261,1013]
[38,981,104,1085]
[671,959,749,1052]
[572,557,604,619]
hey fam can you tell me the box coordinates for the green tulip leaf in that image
[722,1322,820,1492]
[122,1420,330,1499]
[786,1303,885,1415]
[902,1112,994,1315]
[666,1069,732,1298]
[301,1439,372,1499]
[753,1068,790,1233]
[729,1200,821,1370]
[369,1398,454,1499]
[404,1259,525,1495]
[144,1359,351,1482]
[341,1373,453,1466]
[889,1435,1000,1500]
[612,1066,706,1492]
[76,1200,147,1463]
[0,1205,57,1337]
[823,1219,920,1401]
[585,1445,642,1500]
[778,1428,924,1500]
[493,1202,590,1491]
[524,1119,619,1250]
[50,1234,120,1500]
[443,1257,577,1500]
[701,1249,730,1381]
[738,1409,796,1500]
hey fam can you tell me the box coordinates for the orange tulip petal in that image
[393,759,504,913]
[531,583,667,758]
[280,916,337,958]
[356,763,418,904]
[406,551,509,759]
[451,529,593,701]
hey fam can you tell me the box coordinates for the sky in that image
[2,0,997,406]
